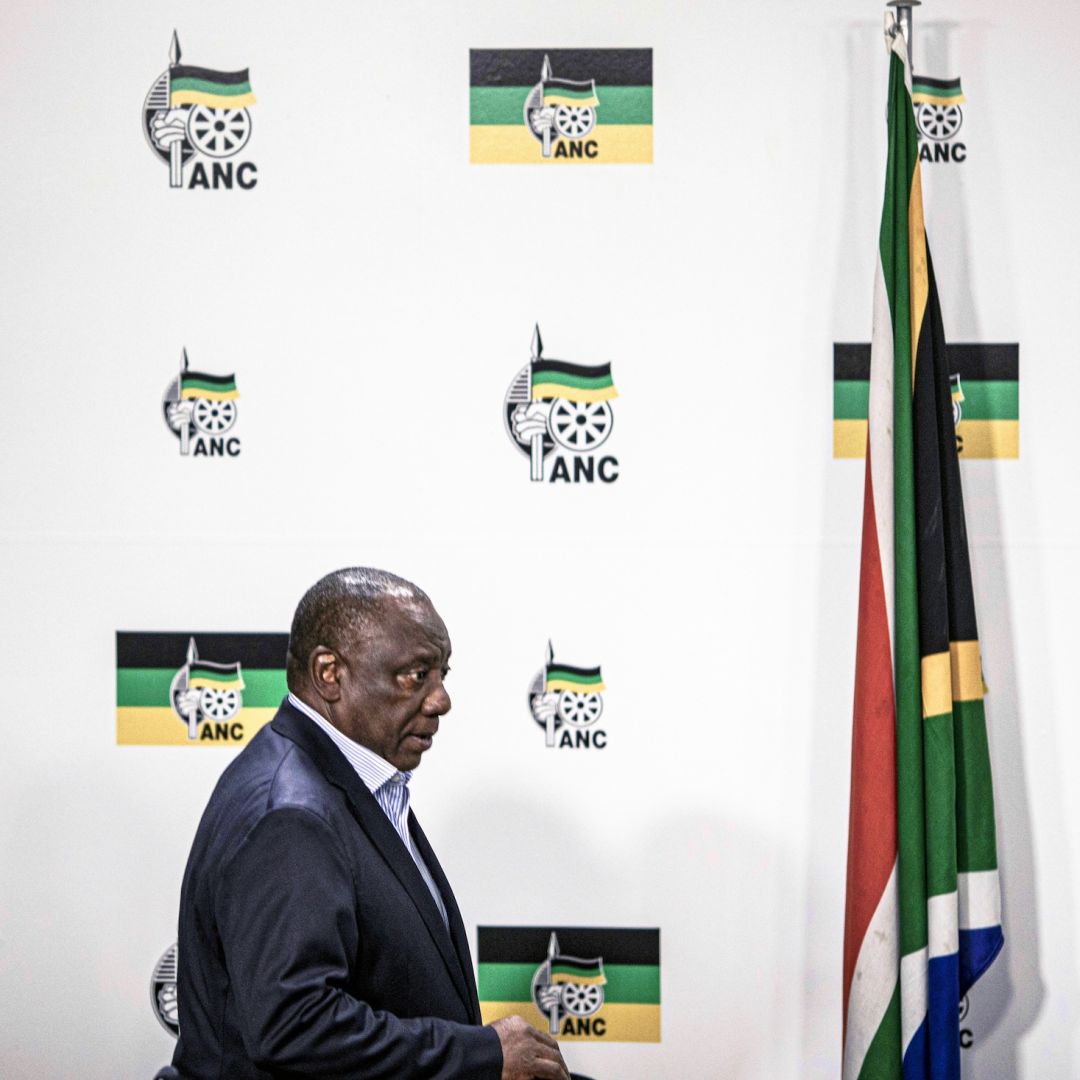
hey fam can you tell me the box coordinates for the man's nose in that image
[423,680,451,716]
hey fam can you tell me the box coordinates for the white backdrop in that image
[1,1,1079,1076]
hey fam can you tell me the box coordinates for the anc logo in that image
[528,642,607,750]
[832,342,1018,459]
[163,348,240,457]
[504,326,619,484]
[150,943,179,1038]
[913,75,966,165]
[478,926,660,1042]
[143,31,257,190]
[170,637,246,740]
[470,49,652,164]
[116,632,287,745]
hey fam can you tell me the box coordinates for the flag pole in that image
[184,636,199,740]
[545,640,557,748]
[540,56,553,158]
[179,347,191,455]
[530,324,545,481]
[168,30,183,188]
[886,1,921,71]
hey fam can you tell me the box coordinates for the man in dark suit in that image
[172,568,569,1079]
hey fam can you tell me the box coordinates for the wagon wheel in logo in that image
[547,400,613,452]
[553,105,595,139]
[558,691,603,729]
[915,103,962,141]
[199,688,241,721]
[192,398,237,435]
[560,983,603,1017]
[185,105,252,158]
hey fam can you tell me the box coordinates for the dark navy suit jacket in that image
[172,699,502,1079]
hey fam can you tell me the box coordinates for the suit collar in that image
[271,700,475,1017]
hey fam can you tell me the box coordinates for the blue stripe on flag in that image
[959,925,1004,995]
[901,953,962,1080]
[902,1017,927,1080]
[927,952,961,1079]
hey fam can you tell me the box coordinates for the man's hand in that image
[512,402,551,443]
[529,106,556,137]
[151,109,189,150]
[490,1015,569,1080]
[166,400,195,433]
[530,692,559,724]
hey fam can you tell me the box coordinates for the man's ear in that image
[309,647,342,702]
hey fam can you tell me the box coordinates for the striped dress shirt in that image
[287,693,450,928]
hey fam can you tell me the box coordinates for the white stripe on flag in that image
[843,861,900,1080]
[959,870,1001,930]
[900,945,928,1056]
[928,891,960,959]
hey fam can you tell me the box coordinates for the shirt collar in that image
[287,692,411,794]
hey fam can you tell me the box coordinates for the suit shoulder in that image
[200,724,344,845]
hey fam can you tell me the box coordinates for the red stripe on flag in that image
[843,448,899,1036]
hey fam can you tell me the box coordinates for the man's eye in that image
[410,670,428,684]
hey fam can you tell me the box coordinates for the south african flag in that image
[170,65,256,109]
[842,22,1002,1079]
[545,663,604,694]
[532,360,617,404]
[180,370,239,402]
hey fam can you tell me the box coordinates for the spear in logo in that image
[544,640,558,748]
[177,347,192,455]
[180,636,200,740]
[538,932,561,1034]
[529,325,545,481]
[540,55,554,158]
[168,31,183,187]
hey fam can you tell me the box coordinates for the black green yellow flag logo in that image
[912,74,967,163]
[116,632,287,745]
[143,31,258,190]
[470,49,652,164]
[833,343,1018,459]
[478,927,660,1042]
[504,326,619,484]
[528,642,607,750]
[163,348,241,457]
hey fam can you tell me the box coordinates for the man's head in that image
[286,568,452,770]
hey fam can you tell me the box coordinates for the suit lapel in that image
[409,812,482,1023]
[271,703,474,1018]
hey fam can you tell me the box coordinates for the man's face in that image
[321,597,452,771]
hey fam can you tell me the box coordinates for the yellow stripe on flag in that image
[470,126,652,164]
[908,161,929,388]
[479,1001,660,1042]
[912,91,966,107]
[921,652,953,719]
[833,420,1018,460]
[116,707,275,746]
[171,89,256,109]
[949,641,984,702]
[180,387,240,402]
[546,678,606,694]
[531,384,618,404]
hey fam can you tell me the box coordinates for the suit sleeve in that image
[215,807,503,1079]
